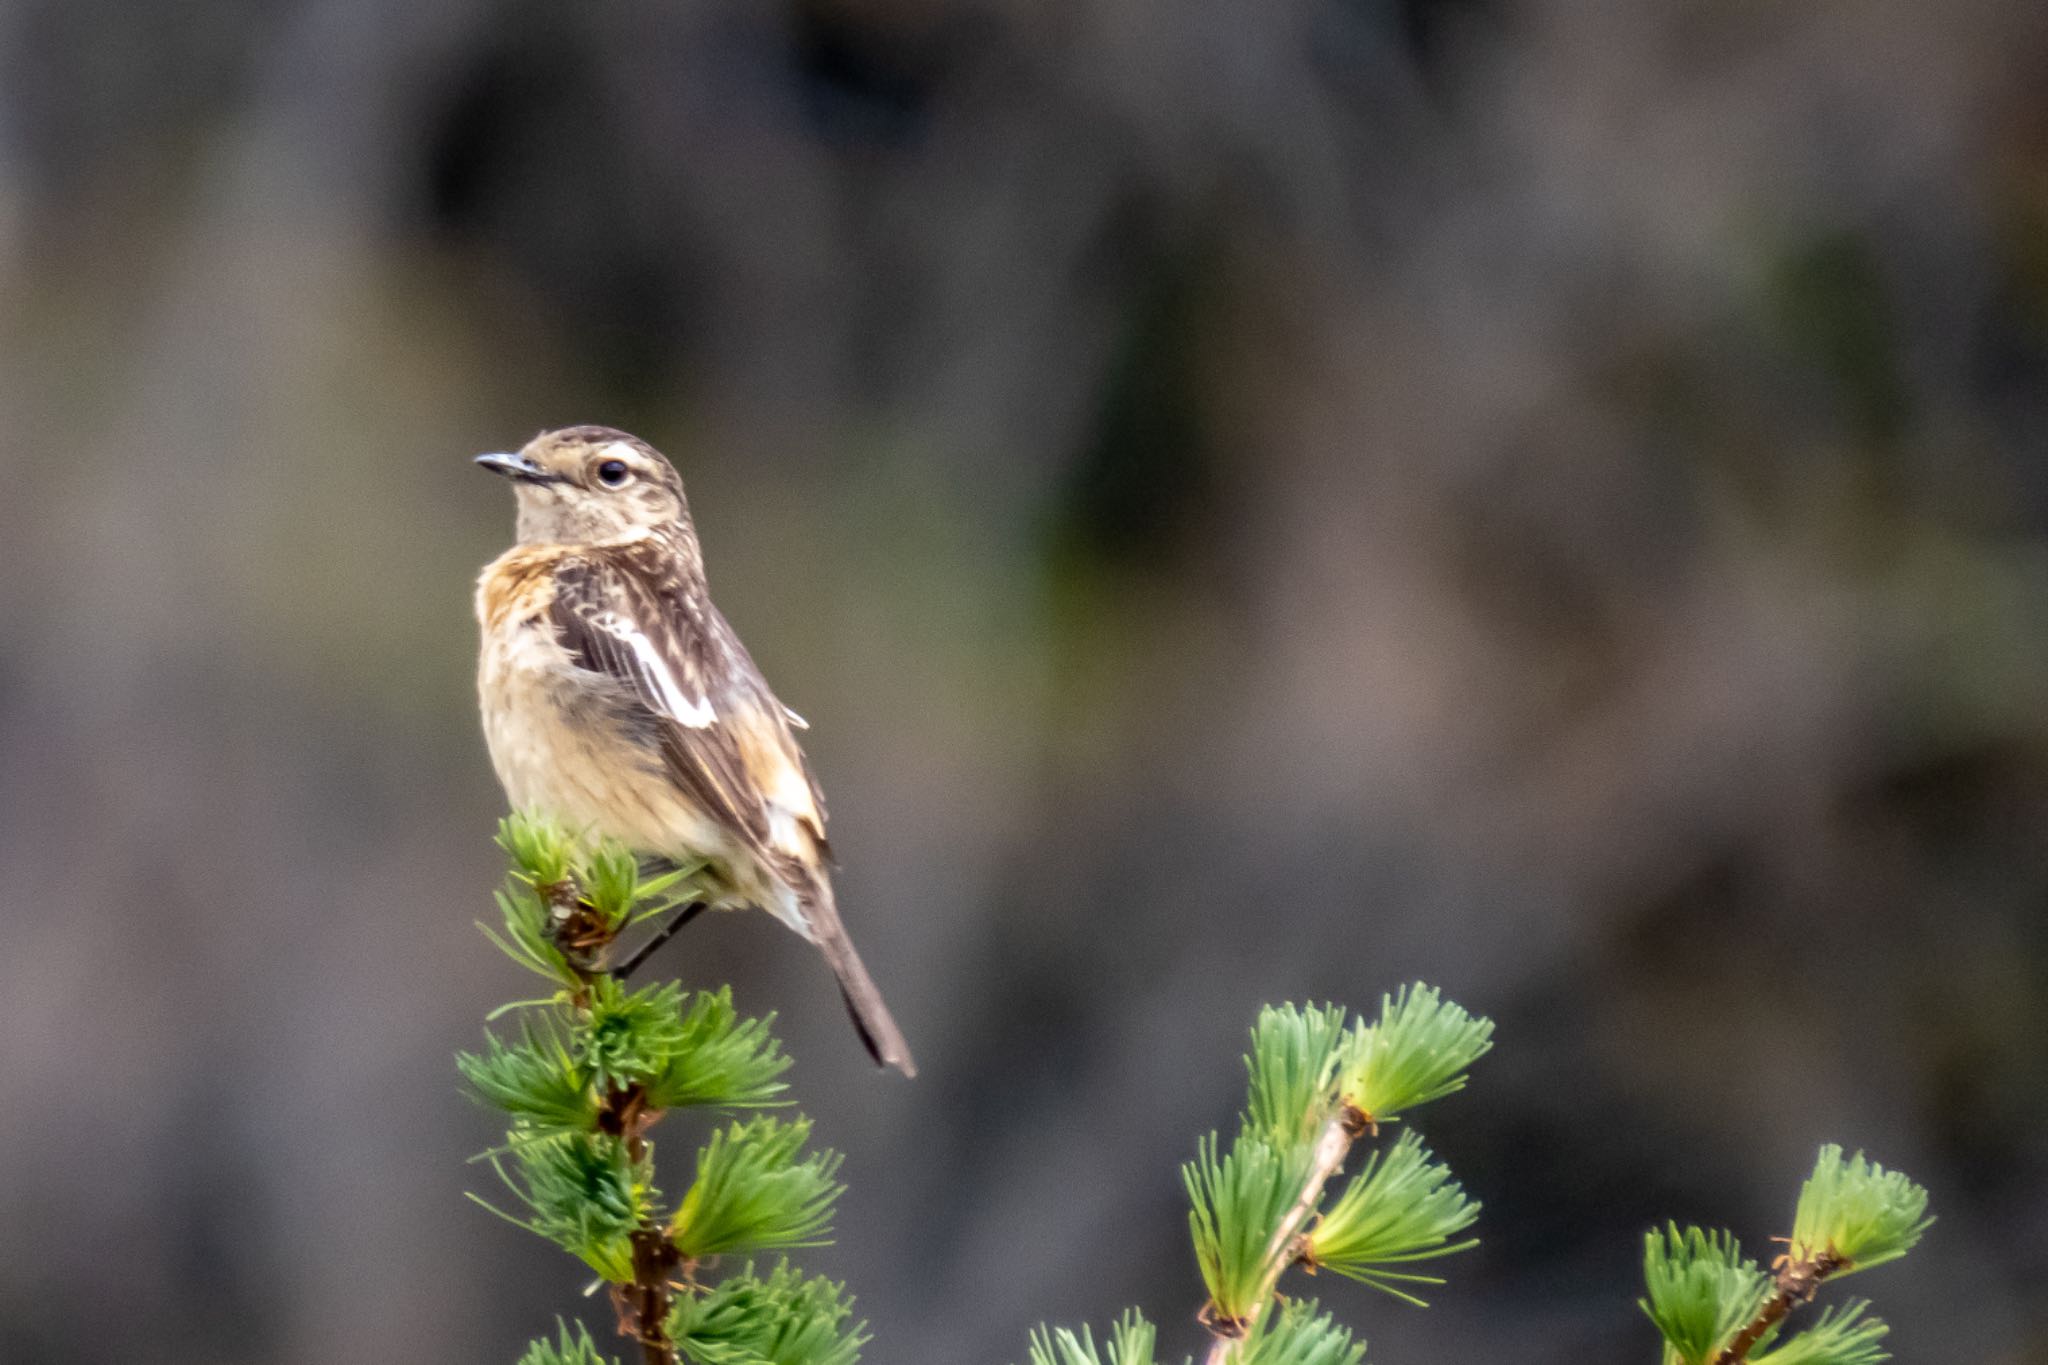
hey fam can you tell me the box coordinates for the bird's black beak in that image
[475,452,554,483]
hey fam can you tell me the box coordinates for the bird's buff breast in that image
[477,614,738,870]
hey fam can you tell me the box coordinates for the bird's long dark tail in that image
[803,884,916,1077]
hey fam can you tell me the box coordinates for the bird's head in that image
[476,426,688,544]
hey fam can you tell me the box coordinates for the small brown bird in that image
[473,425,915,1076]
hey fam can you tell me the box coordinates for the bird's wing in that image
[550,546,717,729]
[548,539,823,860]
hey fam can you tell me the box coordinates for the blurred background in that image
[2,0,2047,1361]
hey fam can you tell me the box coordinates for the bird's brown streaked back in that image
[473,426,916,1076]
[546,532,826,866]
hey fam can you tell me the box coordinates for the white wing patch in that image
[590,609,716,727]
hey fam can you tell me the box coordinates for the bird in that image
[472,425,915,1077]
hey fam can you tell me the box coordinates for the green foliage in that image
[1235,1301,1365,1365]
[468,815,856,1365]
[458,1015,602,1135]
[670,1117,843,1258]
[518,1320,622,1365]
[499,812,576,891]
[576,841,650,931]
[1751,1303,1889,1365]
[465,821,1935,1365]
[482,1132,652,1282]
[581,842,711,933]
[1639,1226,1770,1365]
[482,872,576,987]
[1185,1133,1312,1323]
[1639,1148,1929,1365]
[581,977,696,1093]
[1306,1130,1480,1304]
[1023,1310,1168,1365]
[1337,985,1494,1124]
[574,842,643,932]
[1177,992,1491,1356]
[1789,1147,1931,1275]
[1242,1004,1348,1148]
[667,1261,868,1365]
[645,988,792,1110]
[466,972,790,1120]
[485,816,717,988]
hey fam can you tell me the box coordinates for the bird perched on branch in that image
[473,425,915,1076]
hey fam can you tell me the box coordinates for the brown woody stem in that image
[547,878,681,1365]
[1711,1250,1846,1365]
[626,1229,680,1365]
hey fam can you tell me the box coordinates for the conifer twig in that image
[1201,1103,1368,1365]
[546,870,684,1365]
[623,1227,682,1365]
[474,817,858,1365]
[1710,1250,1844,1365]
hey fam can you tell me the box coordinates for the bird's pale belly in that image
[479,625,742,877]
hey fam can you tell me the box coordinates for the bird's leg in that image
[612,901,708,980]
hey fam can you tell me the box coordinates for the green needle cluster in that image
[671,1117,844,1257]
[650,989,792,1109]
[1184,1132,1314,1323]
[1026,1310,1164,1365]
[1034,990,1494,1365]
[1638,1147,1931,1365]
[1241,1004,1349,1147]
[517,1319,620,1365]
[1640,1226,1772,1365]
[1336,985,1495,1124]
[464,815,864,1365]
[1788,1146,1932,1276]
[1748,1305,1890,1365]
[1305,1130,1480,1304]
[481,816,710,989]
[579,976,697,1093]
[459,1015,603,1133]
[667,1261,868,1365]
[481,1130,655,1281]
[1190,994,1490,1323]
[1235,1301,1366,1365]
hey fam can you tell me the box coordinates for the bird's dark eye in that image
[596,459,631,488]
